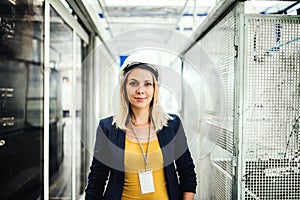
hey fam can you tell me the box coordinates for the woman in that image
[85,61,197,200]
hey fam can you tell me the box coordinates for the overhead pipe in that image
[269,2,300,14]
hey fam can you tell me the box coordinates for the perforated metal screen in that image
[243,15,300,199]
[198,8,236,200]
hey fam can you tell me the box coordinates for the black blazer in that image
[85,114,197,200]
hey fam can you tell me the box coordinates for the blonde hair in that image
[112,66,172,132]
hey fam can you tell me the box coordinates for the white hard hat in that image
[120,50,161,80]
[121,50,163,69]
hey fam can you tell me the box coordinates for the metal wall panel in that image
[242,15,300,200]
[197,8,236,200]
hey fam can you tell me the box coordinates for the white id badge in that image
[138,170,155,194]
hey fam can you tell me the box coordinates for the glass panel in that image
[48,6,88,200]
[0,0,44,199]
[49,6,73,199]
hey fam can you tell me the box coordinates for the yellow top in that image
[121,136,168,200]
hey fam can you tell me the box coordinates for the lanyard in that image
[129,119,151,171]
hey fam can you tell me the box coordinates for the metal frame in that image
[71,30,77,200]
[235,4,246,200]
[44,2,50,200]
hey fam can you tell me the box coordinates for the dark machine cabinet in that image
[0,62,64,199]
[0,0,64,199]
[0,61,41,199]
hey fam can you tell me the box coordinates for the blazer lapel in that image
[157,127,175,166]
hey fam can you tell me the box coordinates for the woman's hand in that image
[183,192,194,200]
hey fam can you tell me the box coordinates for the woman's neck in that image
[130,108,150,126]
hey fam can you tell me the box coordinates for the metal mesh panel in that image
[199,9,236,200]
[243,15,300,200]
[201,11,236,156]
[211,166,234,200]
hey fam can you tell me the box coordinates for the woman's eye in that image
[129,81,138,86]
[145,82,153,87]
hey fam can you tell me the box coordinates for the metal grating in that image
[199,8,236,200]
[211,166,234,200]
[243,15,300,200]
[201,10,236,156]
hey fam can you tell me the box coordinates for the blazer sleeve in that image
[173,115,197,193]
[85,120,110,200]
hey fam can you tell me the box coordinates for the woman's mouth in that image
[135,97,146,102]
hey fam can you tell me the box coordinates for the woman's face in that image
[125,68,154,110]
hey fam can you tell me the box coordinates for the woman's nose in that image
[136,86,145,94]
